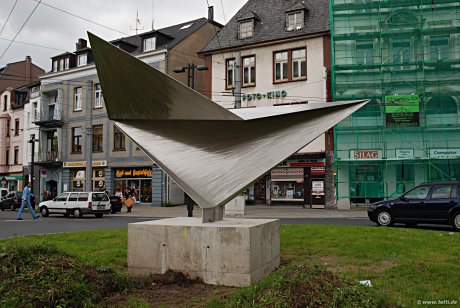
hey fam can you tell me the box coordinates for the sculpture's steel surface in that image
[88,32,368,209]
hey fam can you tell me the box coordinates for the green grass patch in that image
[1,225,458,307]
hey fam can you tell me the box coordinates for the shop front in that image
[0,174,22,192]
[114,167,153,203]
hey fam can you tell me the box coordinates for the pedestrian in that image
[17,182,39,220]
[115,188,123,198]
[42,188,50,201]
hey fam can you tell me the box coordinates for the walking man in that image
[17,182,39,220]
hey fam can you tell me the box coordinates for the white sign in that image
[311,181,324,191]
[430,149,460,159]
[63,184,68,191]
[396,149,414,159]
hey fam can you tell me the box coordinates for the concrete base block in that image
[336,198,351,210]
[128,217,280,287]
[224,195,246,216]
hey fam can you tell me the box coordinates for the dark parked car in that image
[368,181,460,231]
[0,192,36,211]
[109,196,123,214]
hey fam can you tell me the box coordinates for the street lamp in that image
[173,63,208,90]
[28,137,39,194]
[173,63,208,216]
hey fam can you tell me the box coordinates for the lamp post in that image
[173,63,208,90]
[28,137,39,194]
[173,63,208,216]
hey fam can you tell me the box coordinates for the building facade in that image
[201,0,333,208]
[331,0,460,208]
[36,17,221,204]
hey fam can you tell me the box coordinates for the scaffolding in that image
[330,0,460,203]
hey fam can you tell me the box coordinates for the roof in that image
[201,0,330,53]
[139,17,220,50]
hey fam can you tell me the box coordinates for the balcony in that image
[33,110,64,128]
[36,151,63,166]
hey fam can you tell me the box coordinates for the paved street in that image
[0,204,374,238]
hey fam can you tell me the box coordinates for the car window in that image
[404,186,429,200]
[78,193,89,201]
[92,193,109,202]
[430,185,455,199]
[68,193,79,201]
[55,193,69,202]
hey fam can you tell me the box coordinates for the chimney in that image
[208,6,214,21]
[25,55,31,83]
[76,38,87,51]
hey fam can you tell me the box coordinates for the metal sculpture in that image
[88,32,368,221]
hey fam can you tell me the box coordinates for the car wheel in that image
[453,212,460,232]
[376,210,394,227]
[40,207,49,217]
[74,208,82,218]
[95,213,103,218]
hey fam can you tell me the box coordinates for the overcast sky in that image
[0,0,247,71]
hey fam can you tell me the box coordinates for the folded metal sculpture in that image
[88,32,368,212]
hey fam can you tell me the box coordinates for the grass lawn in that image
[1,225,459,306]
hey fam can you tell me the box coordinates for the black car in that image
[0,192,36,211]
[368,181,460,231]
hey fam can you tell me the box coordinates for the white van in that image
[39,192,111,218]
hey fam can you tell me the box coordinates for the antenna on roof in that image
[130,0,144,34]
[151,0,155,30]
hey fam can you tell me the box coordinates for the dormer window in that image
[143,37,156,52]
[239,20,253,39]
[286,11,304,30]
[77,54,87,67]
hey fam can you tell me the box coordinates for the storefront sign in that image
[350,150,382,160]
[271,168,303,181]
[63,160,107,168]
[115,167,153,178]
[311,180,325,195]
[280,158,326,167]
[385,95,420,127]
[429,149,460,159]
[242,90,287,101]
[0,175,23,181]
[311,167,325,175]
[396,149,414,159]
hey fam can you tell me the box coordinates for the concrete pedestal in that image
[128,217,280,287]
[224,195,246,216]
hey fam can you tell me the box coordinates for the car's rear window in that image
[92,193,109,202]
[78,193,89,201]
[431,185,457,199]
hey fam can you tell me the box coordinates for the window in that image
[274,51,289,82]
[404,186,429,200]
[113,126,125,151]
[78,193,88,201]
[14,119,19,136]
[286,11,304,29]
[72,127,82,153]
[53,60,58,72]
[226,59,236,89]
[14,147,19,164]
[92,125,103,152]
[239,20,253,39]
[243,56,255,86]
[3,94,7,111]
[77,54,87,66]
[5,150,9,165]
[274,49,307,83]
[68,193,79,201]
[74,87,82,111]
[430,185,456,199]
[59,59,64,71]
[392,39,411,69]
[356,41,374,65]
[64,58,69,70]
[6,120,9,136]
[95,84,103,108]
[32,102,38,120]
[292,49,306,79]
[430,35,449,61]
[56,193,69,202]
[143,37,156,52]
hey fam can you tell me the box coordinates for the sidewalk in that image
[116,204,368,219]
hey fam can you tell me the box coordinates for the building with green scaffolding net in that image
[330,0,460,208]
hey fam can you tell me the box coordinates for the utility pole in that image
[235,52,242,108]
[85,81,93,191]
[28,137,39,194]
